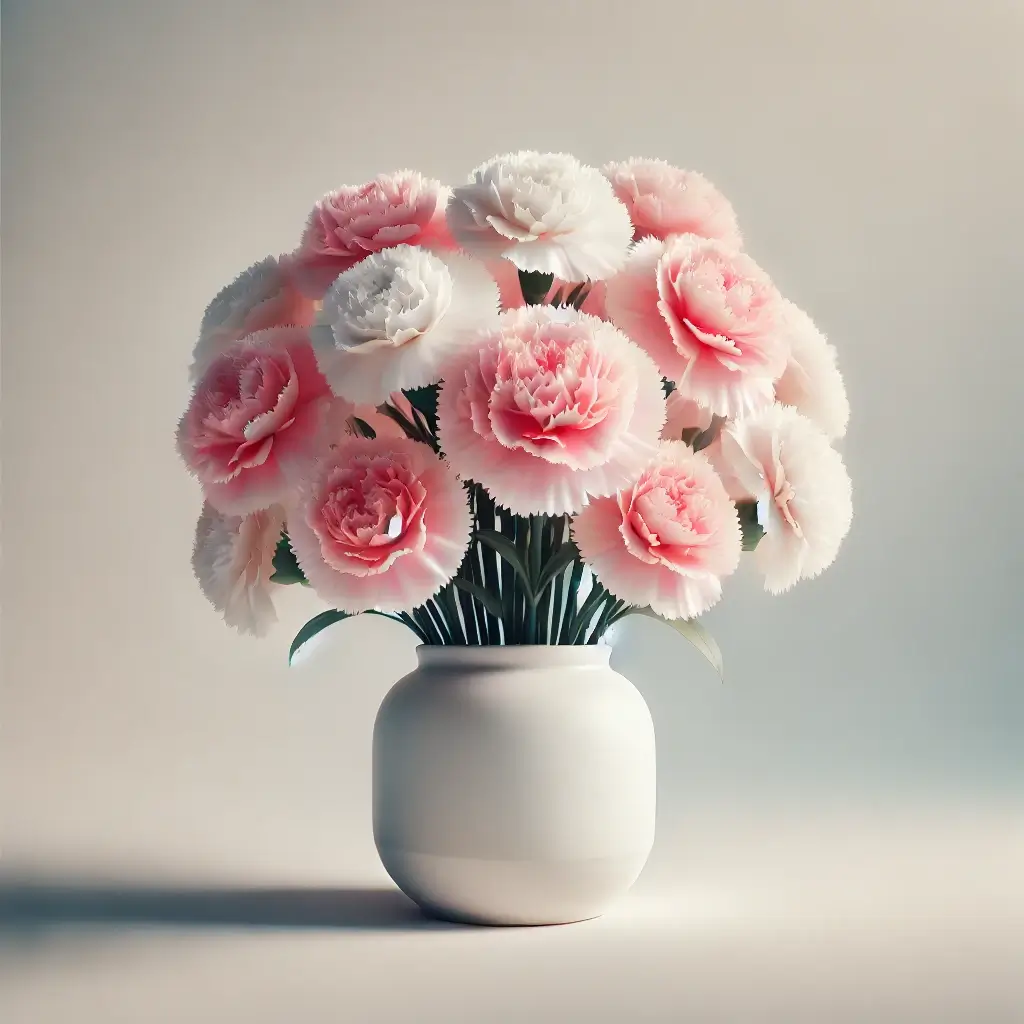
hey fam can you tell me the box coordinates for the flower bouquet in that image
[178,152,852,670]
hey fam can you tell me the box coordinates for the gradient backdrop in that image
[2,1,1022,1020]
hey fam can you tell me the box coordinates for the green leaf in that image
[678,426,702,446]
[403,385,439,431]
[473,528,534,600]
[692,415,726,453]
[617,608,724,680]
[736,501,765,551]
[378,401,427,443]
[270,534,306,585]
[535,541,579,594]
[434,584,467,644]
[453,577,504,621]
[568,582,612,644]
[519,269,555,306]
[564,282,587,309]
[548,287,563,307]
[662,377,676,397]
[289,609,428,663]
[289,610,351,663]
[351,416,376,439]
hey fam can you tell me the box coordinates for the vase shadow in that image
[0,878,466,936]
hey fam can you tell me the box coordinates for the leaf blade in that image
[617,608,724,680]
[289,609,425,664]
[289,610,351,663]
[453,576,505,621]
[270,534,306,585]
[473,528,534,602]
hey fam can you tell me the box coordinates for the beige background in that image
[2,0,1023,1020]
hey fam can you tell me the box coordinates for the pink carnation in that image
[291,171,454,297]
[486,258,608,318]
[603,159,742,247]
[572,442,742,619]
[606,235,788,418]
[177,328,334,514]
[192,503,284,636]
[662,390,714,441]
[712,404,853,594]
[437,307,666,515]
[774,300,849,440]
[287,436,471,612]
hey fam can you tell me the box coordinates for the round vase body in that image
[372,645,656,926]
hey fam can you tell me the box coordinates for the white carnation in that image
[446,151,633,282]
[310,244,498,405]
[192,503,284,637]
[716,405,852,594]
[774,300,849,440]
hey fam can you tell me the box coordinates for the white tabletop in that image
[3,809,1022,1023]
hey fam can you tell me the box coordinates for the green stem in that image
[458,487,483,645]
[423,599,453,645]
[589,597,625,645]
[514,517,528,643]
[476,486,500,643]
[412,606,442,645]
[547,516,567,645]
[570,581,609,644]
[437,584,467,646]
[397,612,430,644]
[561,559,585,643]
[499,506,517,643]
[526,515,544,644]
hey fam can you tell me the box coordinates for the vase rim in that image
[415,643,611,669]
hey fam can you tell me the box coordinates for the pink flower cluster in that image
[178,152,852,637]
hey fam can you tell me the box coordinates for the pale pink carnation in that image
[447,152,633,282]
[177,328,334,514]
[291,171,454,297]
[192,502,285,636]
[486,258,608,318]
[287,436,471,612]
[713,404,852,594]
[603,159,742,247]
[311,245,499,405]
[572,442,742,619]
[438,307,666,515]
[774,300,849,440]
[662,390,715,441]
[606,235,788,418]
[189,256,316,381]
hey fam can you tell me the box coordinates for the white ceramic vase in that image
[372,644,656,926]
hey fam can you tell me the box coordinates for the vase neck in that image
[415,644,611,671]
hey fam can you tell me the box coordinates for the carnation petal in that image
[287,436,471,613]
[717,405,852,594]
[448,152,633,283]
[572,442,741,619]
[603,158,743,247]
[607,235,786,418]
[291,171,454,298]
[438,307,665,515]
[774,300,849,440]
[190,257,316,382]
[177,327,334,515]
[312,245,500,406]
[192,503,284,636]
